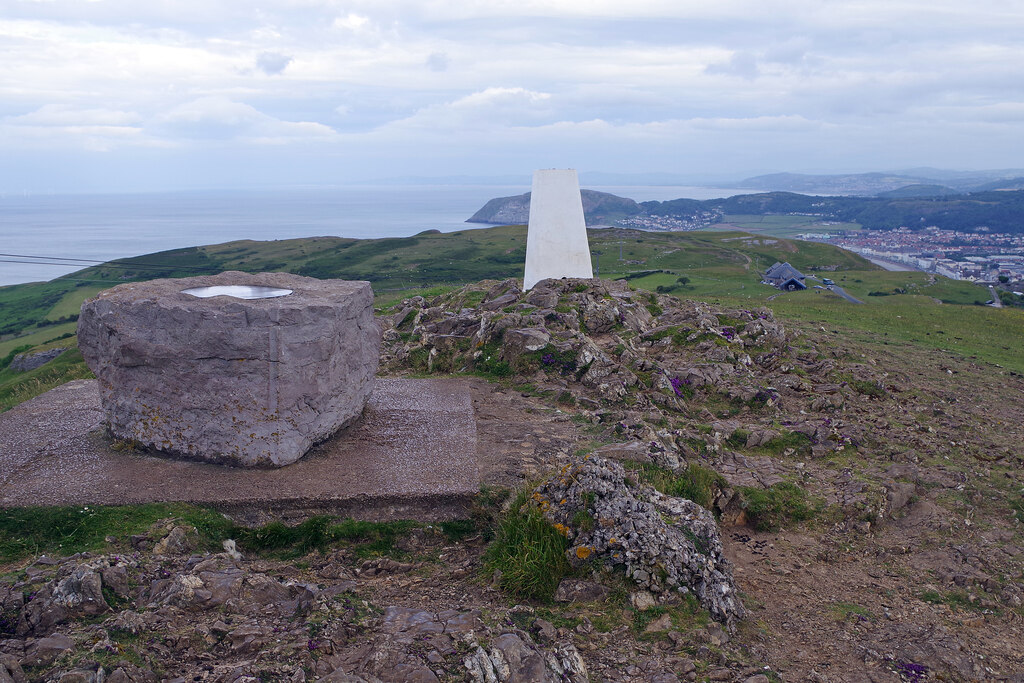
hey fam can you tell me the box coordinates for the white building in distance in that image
[523,169,594,290]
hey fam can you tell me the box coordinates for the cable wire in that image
[0,252,223,272]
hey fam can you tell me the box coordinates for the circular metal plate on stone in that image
[181,285,293,300]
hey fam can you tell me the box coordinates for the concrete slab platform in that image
[0,378,479,523]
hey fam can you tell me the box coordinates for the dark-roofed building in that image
[763,262,807,291]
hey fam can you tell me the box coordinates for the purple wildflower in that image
[893,660,928,682]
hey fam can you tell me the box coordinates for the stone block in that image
[77,271,379,467]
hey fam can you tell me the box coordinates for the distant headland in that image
[468,186,1024,234]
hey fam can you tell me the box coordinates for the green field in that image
[710,214,862,238]
[0,322,79,358]
[0,226,871,342]
[0,224,1021,414]
[765,291,1024,371]
[44,285,106,320]
[0,348,93,412]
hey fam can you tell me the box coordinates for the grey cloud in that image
[3,1,1024,191]
[763,38,813,66]
[256,52,293,75]
[425,52,450,72]
[705,51,760,79]
[150,97,335,143]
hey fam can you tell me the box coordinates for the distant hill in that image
[893,167,1024,183]
[708,190,1024,233]
[730,172,934,195]
[729,170,1024,195]
[466,189,641,225]
[970,176,1024,192]
[875,184,958,198]
[469,188,1024,234]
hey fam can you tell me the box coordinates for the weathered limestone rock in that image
[533,455,745,630]
[78,271,379,467]
[464,632,588,683]
[17,567,108,636]
[8,348,67,372]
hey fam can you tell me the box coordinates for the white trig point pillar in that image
[523,168,594,290]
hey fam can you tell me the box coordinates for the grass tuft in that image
[482,492,572,602]
[631,594,708,638]
[439,519,477,542]
[740,482,819,531]
[1011,491,1024,525]
[919,588,993,613]
[232,517,420,559]
[829,601,873,621]
[626,462,725,510]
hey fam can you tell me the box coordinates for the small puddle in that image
[181,285,293,300]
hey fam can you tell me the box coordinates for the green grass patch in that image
[740,482,819,531]
[631,594,709,639]
[44,286,105,321]
[919,589,991,613]
[0,344,33,372]
[762,290,1024,374]
[725,429,750,450]
[641,291,663,317]
[758,430,814,457]
[438,519,477,542]
[833,371,886,399]
[473,341,513,378]
[0,502,438,565]
[1011,491,1024,525]
[0,280,78,338]
[231,516,420,559]
[625,462,725,510]
[0,348,94,413]
[828,601,873,621]
[702,390,747,417]
[0,503,233,563]
[528,344,579,377]
[482,492,573,602]
[712,214,861,239]
[0,322,80,358]
[374,285,462,310]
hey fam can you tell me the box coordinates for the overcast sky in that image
[2,0,1023,193]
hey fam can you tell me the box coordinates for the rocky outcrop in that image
[0,653,26,683]
[379,277,820,468]
[8,348,67,372]
[464,632,588,683]
[147,555,315,615]
[77,271,379,467]
[533,456,745,629]
[0,526,604,683]
[466,193,533,225]
[17,566,109,637]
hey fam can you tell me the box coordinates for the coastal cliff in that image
[466,189,641,225]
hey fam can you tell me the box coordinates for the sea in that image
[0,185,750,287]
